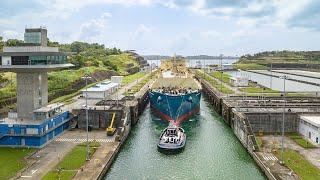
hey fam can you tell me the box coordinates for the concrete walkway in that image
[17,135,76,179]
[64,73,150,111]
[16,130,111,180]
[73,142,119,180]
[256,151,299,180]
[202,71,242,95]
[261,135,320,169]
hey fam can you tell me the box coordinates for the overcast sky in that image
[0,0,319,56]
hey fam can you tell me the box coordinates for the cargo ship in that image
[149,57,201,126]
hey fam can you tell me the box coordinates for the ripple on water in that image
[105,96,266,180]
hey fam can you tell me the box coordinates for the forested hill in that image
[0,37,143,75]
[0,37,145,108]
[239,51,320,64]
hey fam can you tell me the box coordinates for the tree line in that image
[0,36,123,69]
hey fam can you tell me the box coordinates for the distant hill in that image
[185,55,238,59]
[236,50,320,70]
[143,55,238,60]
[0,38,144,109]
[239,50,320,63]
[143,55,172,60]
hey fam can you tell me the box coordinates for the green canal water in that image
[105,96,266,179]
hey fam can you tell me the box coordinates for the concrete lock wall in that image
[77,110,123,129]
[245,112,298,133]
[232,111,258,151]
[17,72,48,119]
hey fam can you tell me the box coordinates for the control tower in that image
[0,27,73,148]
[0,27,73,119]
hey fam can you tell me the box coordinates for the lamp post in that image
[270,63,273,89]
[280,75,287,165]
[82,74,91,161]
[220,54,223,93]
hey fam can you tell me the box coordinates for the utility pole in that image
[280,75,287,165]
[82,74,91,161]
[270,63,273,89]
[220,54,223,93]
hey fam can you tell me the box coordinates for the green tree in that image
[6,39,24,46]
[0,36,3,51]
[47,38,60,47]
[69,54,85,68]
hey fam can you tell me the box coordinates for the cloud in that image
[1,30,20,40]
[201,30,221,38]
[3,0,318,31]
[134,24,155,37]
[231,29,256,38]
[286,1,320,30]
[166,0,318,31]
[76,12,111,43]
[169,32,192,53]
[35,0,156,19]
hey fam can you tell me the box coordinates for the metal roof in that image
[82,82,119,92]
[0,51,72,56]
[0,64,74,72]
[33,103,65,113]
[300,115,320,127]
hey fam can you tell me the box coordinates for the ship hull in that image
[149,91,201,125]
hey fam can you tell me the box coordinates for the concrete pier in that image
[195,73,317,179]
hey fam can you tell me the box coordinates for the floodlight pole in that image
[82,74,91,161]
[270,63,273,89]
[220,54,223,94]
[281,75,287,165]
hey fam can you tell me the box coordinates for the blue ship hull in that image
[149,91,201,125]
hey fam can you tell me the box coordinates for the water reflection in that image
[105,96,266,180]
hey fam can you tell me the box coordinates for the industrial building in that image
[230,76,249,86]
[81,80,119,99]
[220,63,234,70]
[299,115,320,144]
[0,27,73,148]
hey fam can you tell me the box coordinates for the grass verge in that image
[121,72,146,85]
[239,87,278,93]
[195,70,234,94]
[42,143,99,180]
[0,147,35,179]
[233,63,268,70]
[287,132,316,148]
[255,136,263,149]
[274,149,320,180]
[211,71,232,84]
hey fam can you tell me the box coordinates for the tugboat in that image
[157,124,186,152]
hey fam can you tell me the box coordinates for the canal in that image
[105,96,266,179]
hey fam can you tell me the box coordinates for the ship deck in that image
[151,77,201,90]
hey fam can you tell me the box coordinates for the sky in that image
[0,0,319,56]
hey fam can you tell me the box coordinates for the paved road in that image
[17,130,112,180]
[63,73,149,111]
[202,71,242,95]
[259,135,320,180]
[262,135,320,169]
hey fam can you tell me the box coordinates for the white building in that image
[111,76,123,84]
[206,65,218,73]
[299,115,320,144]
[82,80,119,99]
[220,63,234,70]
[230,76,249,87]
[140,64,156,73]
